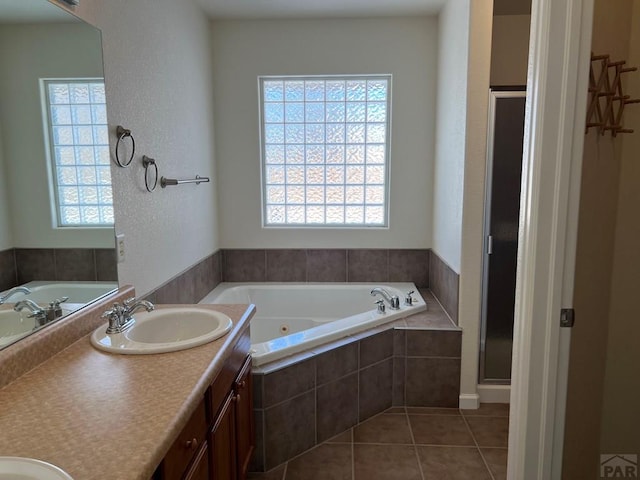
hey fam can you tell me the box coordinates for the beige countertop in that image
[0,303,255,480]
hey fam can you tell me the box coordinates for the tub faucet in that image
[102,297,154,334]
[370,287,400,310]
[0,286,31,304]
[14,299,46,327]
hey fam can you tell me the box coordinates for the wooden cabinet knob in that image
[185,438,198,450]
[232,394,241,403]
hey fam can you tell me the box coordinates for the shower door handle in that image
[487,235,494,255]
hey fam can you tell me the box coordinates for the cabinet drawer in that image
[184,441,209,480]
[209,327,250,421]
[159,399,208,480]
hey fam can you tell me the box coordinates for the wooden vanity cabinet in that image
[154,326,254,480]
[233,356,254,478]
[208,328,254,480]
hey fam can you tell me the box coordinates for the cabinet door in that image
[234,356,254,480]
[210,392,237,480]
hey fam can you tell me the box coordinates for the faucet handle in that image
[405,291,415,306]
[123,297,137,307]
[375,299,386,314]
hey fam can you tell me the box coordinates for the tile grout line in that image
[460,410,496,480]
[406,411,426,480]
[351,427,355,480]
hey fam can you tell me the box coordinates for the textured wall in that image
[62,0,219,297]
[431,0,470,274]
[211,17,436,249]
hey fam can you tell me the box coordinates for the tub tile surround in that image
[429,251,460,323]
[6,248,118,285]
[250,313,462,471]
[222,248,432,288]
[0,248,16,291]
[248,406,509,480]
[144,250,222,304]
[140,248,459,323]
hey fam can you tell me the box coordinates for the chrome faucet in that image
[14,299,46,327]
[370,287,400,310]
[0,286,31,304]
[102,297,154,334]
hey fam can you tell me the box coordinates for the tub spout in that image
[370,287,400,310]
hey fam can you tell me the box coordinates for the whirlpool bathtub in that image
[200,283,426,366]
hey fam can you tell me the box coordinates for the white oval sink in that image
[90,307,233,354]
[0,457,73,480]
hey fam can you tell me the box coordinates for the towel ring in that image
[115,125,135,168]
[142,155,158,192]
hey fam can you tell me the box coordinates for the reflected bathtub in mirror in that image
[0,0,118,350]
[0,281,117,349]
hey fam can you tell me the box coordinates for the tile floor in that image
[248,403,509,480]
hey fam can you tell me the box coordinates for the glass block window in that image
[43,79,114,227]
[260,75,391,227]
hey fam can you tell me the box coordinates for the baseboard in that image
[459,393,480,409]
[478,384,511,404]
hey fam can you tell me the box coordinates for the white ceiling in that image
[195,0,447,19]
[0,0,78,24]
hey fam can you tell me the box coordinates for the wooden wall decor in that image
[586,53,640,136]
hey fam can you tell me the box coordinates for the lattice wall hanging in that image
[586,53,640,136]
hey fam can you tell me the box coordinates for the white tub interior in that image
[200,282,426,365]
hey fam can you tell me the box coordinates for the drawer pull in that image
[238,380,246,389]
[185,438,198,450]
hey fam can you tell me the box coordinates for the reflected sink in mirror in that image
[0,457,73,480]
[91,308,233,354]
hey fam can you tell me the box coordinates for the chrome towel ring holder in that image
[142,155,158,192]
[115,125,135,167]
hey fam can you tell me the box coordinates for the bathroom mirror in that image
[0,0,117,349]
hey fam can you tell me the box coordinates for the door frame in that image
[480,88,527,385]
[508,0,594,478]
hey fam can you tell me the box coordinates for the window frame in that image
[41,78,114,229]
[258,74,392,229]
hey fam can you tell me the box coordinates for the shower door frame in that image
[480,88,527,385]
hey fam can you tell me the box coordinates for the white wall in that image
[431,0,470,274]
[61,0,219,296]
[0,23,112,249]
[211,17,437,249]
[491,15,531,86]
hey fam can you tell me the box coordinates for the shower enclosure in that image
[480,88,526,383]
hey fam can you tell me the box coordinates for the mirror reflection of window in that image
[42,79,114,227]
